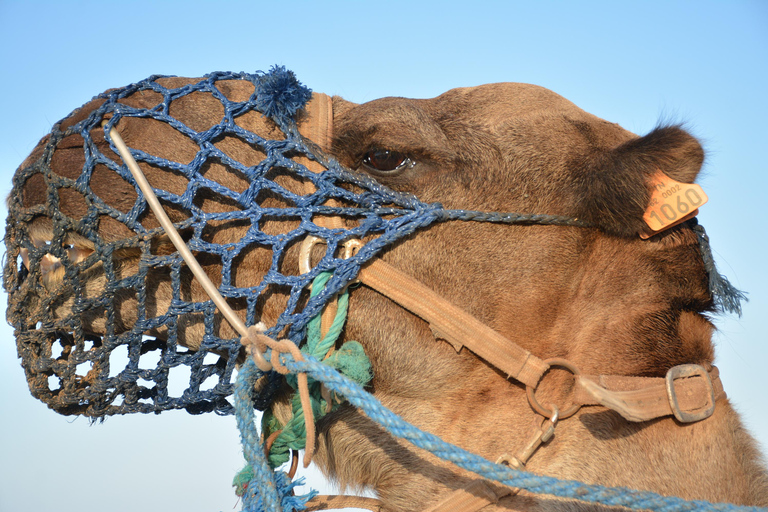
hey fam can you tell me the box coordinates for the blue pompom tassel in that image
[255,66,312,127]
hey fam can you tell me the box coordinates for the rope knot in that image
[260,271,373,470]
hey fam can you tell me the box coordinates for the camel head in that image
[5,69,766,509]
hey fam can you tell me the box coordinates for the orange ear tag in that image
[641,171,708,239]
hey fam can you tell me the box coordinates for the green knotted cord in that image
[260,271,372,468]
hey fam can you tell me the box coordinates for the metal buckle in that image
[665,364,716,423]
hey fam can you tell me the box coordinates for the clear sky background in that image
[1,1,766,511]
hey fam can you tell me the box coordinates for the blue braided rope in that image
[250,352,762,512]
[234,357,316,512]
[234,358,281,511]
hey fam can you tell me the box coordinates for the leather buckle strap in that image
[357,255,724,424]
[577,365,724,423]
[666,364,716,423]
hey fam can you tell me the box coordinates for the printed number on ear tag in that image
[641,171,708,239]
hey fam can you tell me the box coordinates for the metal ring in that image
[548,405,560,426]
[299,235,325,275]
[264,429,282,455]
[526,358,582,420]
[342,239,363,259]
[264,431,299,479]
[287,450,299,479]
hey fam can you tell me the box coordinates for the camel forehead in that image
[430,82,585,116]
[341,83,581,116]
[339,82,624,144]
[333,82,631,169]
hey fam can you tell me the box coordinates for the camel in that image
[5,71,767,511]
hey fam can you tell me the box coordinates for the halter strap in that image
[108,87,727,512]
[358,258,549,387]
[297,96,724,426]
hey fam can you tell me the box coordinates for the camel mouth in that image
[7,224,239,416]
[3,69,431,418]
[14,222,98,291]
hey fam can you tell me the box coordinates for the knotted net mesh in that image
[4,68,448,416]
[3,67,596,418]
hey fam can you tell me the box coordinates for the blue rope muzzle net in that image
[3,67,589,417]
[4,67,755,512]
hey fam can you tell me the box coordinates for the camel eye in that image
[361,149,413,174]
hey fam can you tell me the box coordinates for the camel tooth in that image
[19,244,94,276]
[40,253,63,276]
[20,248,30,270]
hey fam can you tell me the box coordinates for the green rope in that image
[260,272,372,468]
[232,464,255,498]
[305,272,349,361]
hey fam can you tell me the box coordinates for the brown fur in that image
[13,79,768,510]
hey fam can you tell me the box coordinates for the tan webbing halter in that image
[296,93,724,425]
[295,95,726,511]
[109,95,726,512]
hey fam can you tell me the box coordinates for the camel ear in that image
[574,125,705,237]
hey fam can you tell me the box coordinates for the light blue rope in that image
[234,357,317,512]
[234,357,281,511]
[234,349,766,512]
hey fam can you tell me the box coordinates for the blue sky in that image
[1,1,766,511]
